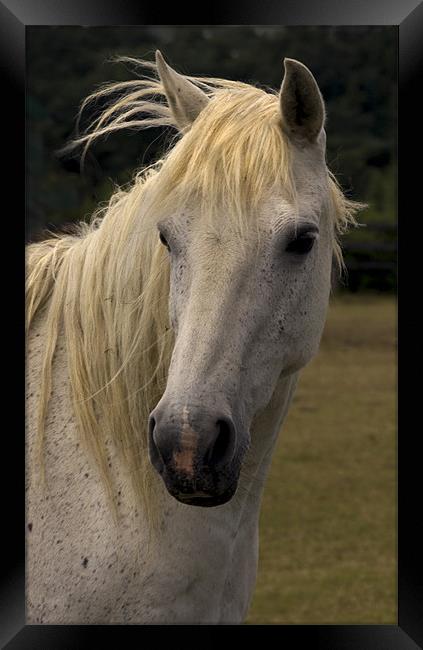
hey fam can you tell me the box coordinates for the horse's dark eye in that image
[286,234,316,255]
[159,231,170,251]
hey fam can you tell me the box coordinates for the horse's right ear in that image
[156,50,209,132]
[280,58,325,144]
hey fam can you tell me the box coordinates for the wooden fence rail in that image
[337,222,396,290]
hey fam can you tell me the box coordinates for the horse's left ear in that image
[280,58,325,144]
[156,50,209,132]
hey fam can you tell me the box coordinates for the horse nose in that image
[148,406,236,475]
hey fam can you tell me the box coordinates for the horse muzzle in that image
[148,402,242,506]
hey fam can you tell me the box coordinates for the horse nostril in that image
[148,415,158,450]
[148,415,165,472]
[207,418,235,468]
[149,416,156,437]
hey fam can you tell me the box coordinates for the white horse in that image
[26,51,362,624]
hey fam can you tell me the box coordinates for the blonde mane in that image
[26,57,362,522]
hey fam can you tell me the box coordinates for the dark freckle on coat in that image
[84,473,89,478]
[28,523,33,532]
[82,557,88,568]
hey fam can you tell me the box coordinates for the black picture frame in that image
[3,0,422,647]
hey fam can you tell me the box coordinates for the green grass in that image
[246,293,396,624]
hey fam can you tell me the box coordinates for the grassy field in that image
[246,293,396,624]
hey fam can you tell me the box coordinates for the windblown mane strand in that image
[26,58,361,528]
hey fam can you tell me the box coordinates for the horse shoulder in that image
[26,314,151,622]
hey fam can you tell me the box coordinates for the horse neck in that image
[235,371,299,518]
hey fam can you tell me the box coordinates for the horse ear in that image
[280,58,325,144]
[156,50,209,132]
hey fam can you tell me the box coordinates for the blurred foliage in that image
[26,26,397,291]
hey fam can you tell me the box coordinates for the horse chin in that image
[170,484,238,507]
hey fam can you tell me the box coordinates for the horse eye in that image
[286,234,316,255]
[159,231,170,251]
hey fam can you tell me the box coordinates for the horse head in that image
[148,52,334,506]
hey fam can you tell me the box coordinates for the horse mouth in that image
[171,486,237,507]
